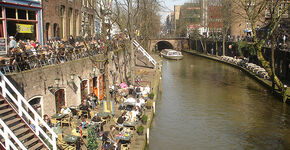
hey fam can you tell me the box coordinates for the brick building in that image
[80,0,96,37]
[0,0,43,54]
[42,0,82,42]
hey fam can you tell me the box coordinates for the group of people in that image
[99,84,150,150]
[1,34,127,73]
[40,78,151,149]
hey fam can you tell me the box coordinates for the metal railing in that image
[0,119,27,150]
[0,72,57,150]
[1,47,103,75]
[133,40,157,67]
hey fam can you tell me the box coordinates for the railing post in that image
[53,135,57,150]
[4,129,9,150]
[1,76,6,98]
[35,117,39,136]
[17,97,23,117]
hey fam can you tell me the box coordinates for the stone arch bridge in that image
[149,37,189,52]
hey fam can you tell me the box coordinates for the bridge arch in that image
[150,40,179,52]
[156,41,174,51]
[149,38,188,52]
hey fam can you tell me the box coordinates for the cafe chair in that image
[79,110,89,118]
[121,144,129,150]
[61,115,72,128]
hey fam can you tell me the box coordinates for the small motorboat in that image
[160,49,183,60]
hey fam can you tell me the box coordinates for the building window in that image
[6,8,16,18]
[0,7,2,18]
[0,22,3,37]
[18,9,27,20]
[28,11,36,20]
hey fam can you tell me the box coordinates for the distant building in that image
[174,5,181,35]
[0,0,43,54]
[206,0,223,35]
[42,0,82,42]
[176,2,202,37]
[81,0,95,37]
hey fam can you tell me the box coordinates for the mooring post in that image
[147,128,150,145]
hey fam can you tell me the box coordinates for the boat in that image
[160,49,183,60]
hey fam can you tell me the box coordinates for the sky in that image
[159,0,192,23]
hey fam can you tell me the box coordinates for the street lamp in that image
[48,78,60,93]
[67,74,77,93]
[54,78,60,88]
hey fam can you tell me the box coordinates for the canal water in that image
[149,53,290,150]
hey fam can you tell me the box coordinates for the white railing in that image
[133,40,157,67]
[0,119,27,150]
[0,72,57,150]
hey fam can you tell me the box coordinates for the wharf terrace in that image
[47,66,160,150]
[1,36,127,74]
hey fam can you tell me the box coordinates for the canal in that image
[149,53,290,150]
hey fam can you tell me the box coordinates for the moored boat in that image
[160,49,183,60]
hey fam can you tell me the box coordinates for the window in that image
[6,8,16,18]
[0,22,3,37]
[18,9,27,20]
[28,11,36,20]
[0,7,2,18]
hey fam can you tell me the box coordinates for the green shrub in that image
[87,126,99,150]
[141,115,148,124]
[148,92,154,99]
[137,126,144,135]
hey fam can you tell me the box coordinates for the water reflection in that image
[149,53,290,150]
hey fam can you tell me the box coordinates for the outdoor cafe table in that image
[52,113,67,119]
[63,135,80,149]
[115,133,132,142]
[51,113,67,125]
[63,135,79,143]
[98,112,111,118]
[123,122,136,128]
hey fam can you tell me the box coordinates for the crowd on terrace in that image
[0,34,128,74]
[42,81,152,149]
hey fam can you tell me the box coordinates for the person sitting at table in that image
[79,99,91,118]
[89,93,97,110]
[134,106,142,119]
[92,114,102,123]
[139,96,146,107]
[80,117,87,129]
[43,114,52,127]
[131,107,139,121]
[126,111,135,123]
[61,106,71,115]
[108,125,119,149]
[117,112,127,126]
[92,114,104,131]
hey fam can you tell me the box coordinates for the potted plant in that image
[137,126,144,135]
[141,115,148,125]
[148,92,154,99]
[87,126,99,150]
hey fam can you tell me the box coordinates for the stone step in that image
[19,132,34,142]
[1,113,17,121]
[29,142,44,150]
[23,138,39,148]
[6,117,21,126]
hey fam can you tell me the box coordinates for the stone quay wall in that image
[6,55,105,116]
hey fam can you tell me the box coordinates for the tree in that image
[233,0,288,102]
[220,0,232,56]
[86,0,161,98]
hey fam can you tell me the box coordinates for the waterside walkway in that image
[183,49,290,102]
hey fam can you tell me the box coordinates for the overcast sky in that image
[159,0,193,23]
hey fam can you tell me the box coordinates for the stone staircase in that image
[0,72,57,150]
[0,97,48,149]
